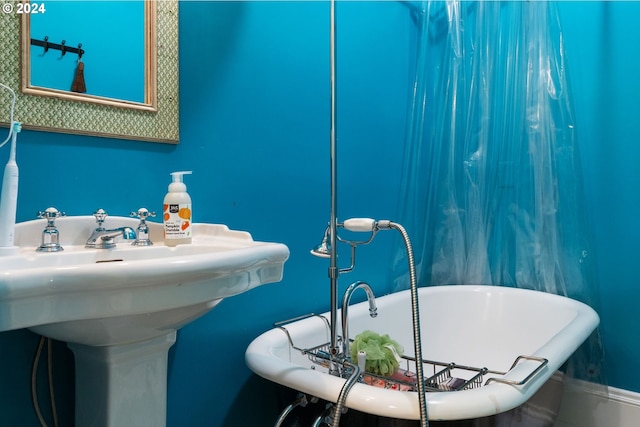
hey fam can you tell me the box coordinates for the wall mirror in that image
[0,0,179,143]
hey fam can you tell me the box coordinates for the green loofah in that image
[349,330,404,376]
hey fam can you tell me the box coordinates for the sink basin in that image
[1,215,289,427]
[2,215,289,344]
[246,285,599,421]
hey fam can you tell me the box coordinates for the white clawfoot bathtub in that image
[246,285,599,421]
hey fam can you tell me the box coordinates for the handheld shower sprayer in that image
[310,218,390,260]
[342,217,392,232]
[312,217,398,283]
[311,218,385,277]
[341,217,377,232]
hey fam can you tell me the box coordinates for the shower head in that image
[310,226,332,258]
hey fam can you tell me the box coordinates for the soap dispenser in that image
[163,171,192,246]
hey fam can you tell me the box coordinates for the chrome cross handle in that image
[92,208,109,229]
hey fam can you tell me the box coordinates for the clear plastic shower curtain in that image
[396,1,605,383]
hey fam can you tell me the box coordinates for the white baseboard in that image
[554,379,640,427]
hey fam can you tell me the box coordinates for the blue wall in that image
[1,1,639,426]
[558,1,640,393]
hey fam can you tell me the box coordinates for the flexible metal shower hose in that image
[390,222,429,427]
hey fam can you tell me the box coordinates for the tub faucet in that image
[341,281,377,359]
[85,209,136,249]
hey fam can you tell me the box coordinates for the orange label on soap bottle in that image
[164,203,192,239]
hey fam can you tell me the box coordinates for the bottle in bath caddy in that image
[163,171,192,247]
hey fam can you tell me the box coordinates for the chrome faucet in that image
[341,280,377,358]
[85,209,136,249]
[36,207,66,252]
[130,208,156,246]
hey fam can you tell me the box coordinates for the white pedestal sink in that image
[0,215,289,427]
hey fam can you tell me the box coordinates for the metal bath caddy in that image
[275,313,549,393]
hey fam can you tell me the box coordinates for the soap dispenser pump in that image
[163,171,192,246]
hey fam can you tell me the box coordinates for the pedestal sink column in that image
[68,332,177,427]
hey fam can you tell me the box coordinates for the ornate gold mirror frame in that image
[0,0,179,143]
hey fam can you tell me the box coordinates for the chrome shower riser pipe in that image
[328,0,340,363]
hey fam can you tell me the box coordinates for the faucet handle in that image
[130,208,156,221]
[92,208,108,227]
[37,206,66,223]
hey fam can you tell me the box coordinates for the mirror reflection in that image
[21,0,156,111]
